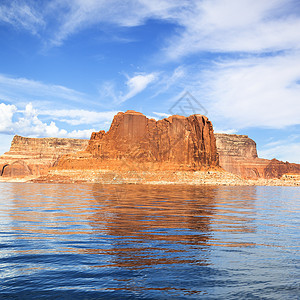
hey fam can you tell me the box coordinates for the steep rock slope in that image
[264,159,300,178]
[0,135,88,177]
[56,110,220,171]
[215,133,300,179]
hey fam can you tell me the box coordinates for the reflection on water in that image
[0,183,299,299]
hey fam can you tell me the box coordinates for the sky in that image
[0,0,300,163]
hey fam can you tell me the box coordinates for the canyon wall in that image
[263,159,300,179]
[215,133,300,179]
[215,133,269,179]
[0,135,88,177]
[1,112,299,181]
[56,110,220,171]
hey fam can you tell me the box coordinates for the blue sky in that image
[0,0,300,163]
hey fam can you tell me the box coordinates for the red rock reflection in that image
[9,183,258,270]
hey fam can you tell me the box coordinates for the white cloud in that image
[152,112,171,119]
[259,135,300,163]
[46,0,183,46]
[0,1,44,34]
[0,103,17,133]
[0,0,185,46]
[201,52,300,129]
[64,129,95,139]
[151,66,186,98]
[98,81,118,105]
[41,109,118,126]
[0,73,89,106]
[214,128,238,134]
[14,103,68,137]
[0,102,113,139]
[2,0,299,58]
[163,0,300,60]
[120,73,157,103]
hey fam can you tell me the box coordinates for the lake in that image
[0,183,299,299]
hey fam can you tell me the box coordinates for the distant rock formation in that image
[215,133,300,179]
[0,135,88,178]
[215,133,269,178]
[264,159,300,179]
[1,112,299,182]
[56,110,220,171]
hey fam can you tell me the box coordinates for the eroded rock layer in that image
[0,135,88,177]
[264,159,300,179]
[215,133,300,179]
[1,112,299,182]
[215,133,269,179]
[56,110,220,171]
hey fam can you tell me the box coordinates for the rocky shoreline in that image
[1,169,298,186]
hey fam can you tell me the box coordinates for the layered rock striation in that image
[264,159,300,179]
[215,133,268,179]
[1,111,299,182]
[0,135,88,177]
[56,110,220,171]
[215,133,300,179]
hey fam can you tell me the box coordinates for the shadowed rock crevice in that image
[1,161,32,177]
[1,164,9,176]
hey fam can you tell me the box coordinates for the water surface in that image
[0,183,299,299]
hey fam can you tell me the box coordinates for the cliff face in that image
[56,110,219,171]
[1,112,299,181]
[215,133,269,179]
[215,134,258,159]
[264,159,300,179]
[0,135,88,177]
[215,133,300,179]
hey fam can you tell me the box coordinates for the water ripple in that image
[0,183,299,299]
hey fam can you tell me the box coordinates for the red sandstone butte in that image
[1,111,299,182]
[215,133,269,179]
[55,110,220,171]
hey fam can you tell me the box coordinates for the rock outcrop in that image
[1,112,299,183]
[264,159,300,179]
[215,133,300,179]
[55,110,220,171]
[215,133,268,179]
[0,135,88,177]
[215,134,258,159]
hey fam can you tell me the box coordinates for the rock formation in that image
[215,133,300,179]
[215,133,269,179]
[1,111,299,182]
[264,159,300,179]
[0,135,88,177]
[55,110,220,171]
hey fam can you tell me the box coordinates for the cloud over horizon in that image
[0,102,118,139]
[202,52,300,129]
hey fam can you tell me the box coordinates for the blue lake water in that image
[0,183,299,299]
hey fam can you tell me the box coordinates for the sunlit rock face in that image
[263,159,300,179]
[215,133,266,179]
[215,133,300,179]
[56,110,220,171]
[0,135,88,177]
[2,112,299,181]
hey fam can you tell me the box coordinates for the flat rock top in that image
[124,110,144,115]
